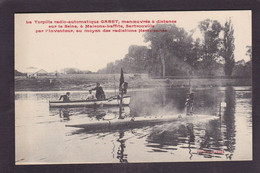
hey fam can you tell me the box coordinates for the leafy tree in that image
[125,45,150,73]
[221,18,235,76]
[62,68,80,74]
[98,45,151,74]
[198,19,222,75]
[245,45,252,77]
[246,45,252,60]
[186,38,203,70]
[106,62,116,73]
[143,24,194,77]
[232,45,252,77]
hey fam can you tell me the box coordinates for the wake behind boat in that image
[49,95,131,108]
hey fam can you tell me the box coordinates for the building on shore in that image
[27,69,50,78]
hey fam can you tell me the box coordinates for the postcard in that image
[15,11,252,164]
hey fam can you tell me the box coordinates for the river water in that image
[15,86,252,164]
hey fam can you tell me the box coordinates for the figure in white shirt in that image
[86,90,95,100]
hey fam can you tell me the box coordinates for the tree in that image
[186,38,203,71]
[221,18,235,76]
[143,24,194,77]
[62,68,80,74]
[246,45,252,60]
[106,62,115,73]
[245,45,252,77]
[198,19,222,75]
[97,45,151,74]
[126,45,150,73]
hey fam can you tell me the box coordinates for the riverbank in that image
[15,74,251,91]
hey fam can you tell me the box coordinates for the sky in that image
[15,11,251,73]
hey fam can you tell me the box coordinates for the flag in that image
[119,68,124,88]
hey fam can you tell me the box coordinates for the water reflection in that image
[117,131,128,163]
[198,119,224,158]
[145,119,226,159]
[50,106,131,122]
[59,108,70,120]
[223,86,236,160]
[49,87,237,161]
[187,123,195,160]
[15,87,251,163]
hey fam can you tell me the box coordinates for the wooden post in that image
[188,70,192,93]
[114,75,116,96]
[119,68,124,119]
[218,103,221,116]
[119,87,124,119]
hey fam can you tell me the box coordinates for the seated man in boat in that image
[92,82,106,100]
[86,90,95,100]
[59,92,70,102]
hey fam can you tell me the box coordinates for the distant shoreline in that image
[15,74,251,92]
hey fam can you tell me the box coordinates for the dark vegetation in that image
[98,19,251,78]
[15,70,26,76]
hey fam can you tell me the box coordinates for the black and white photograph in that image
[14,11,252,164]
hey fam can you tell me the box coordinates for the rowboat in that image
[65,114,219,131]
[49,95,131,108]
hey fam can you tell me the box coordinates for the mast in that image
[119,68,124,119]
[114,75,116,96]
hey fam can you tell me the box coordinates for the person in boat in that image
[92,82,106,100]
[59,92,70,102]
[86,90,95,100]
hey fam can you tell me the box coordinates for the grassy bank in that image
[15,74,251,91]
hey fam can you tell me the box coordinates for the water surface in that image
[15,86,252,164]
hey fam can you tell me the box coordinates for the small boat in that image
[65,114,219,130]
[50,68,130,108]
[49,95,131,108]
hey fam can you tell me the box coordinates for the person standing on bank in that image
[92,82,106,100]
[59,92,70,102]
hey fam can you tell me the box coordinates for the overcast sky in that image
[15,11,251,73]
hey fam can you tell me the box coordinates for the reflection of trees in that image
[117,131,128,163]
[147,125,187,147]
[223,86,236,158]
[146,124,189,153]
[200,119,222,150]
[196,119,224,159]
[146,123,196,160]
[197,87,236,160]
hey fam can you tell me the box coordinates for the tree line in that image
[98,18,251,77]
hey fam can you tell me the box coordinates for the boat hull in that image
[49,96,131,108]
[65,114,219,131]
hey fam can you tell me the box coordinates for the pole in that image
[189,70,191,93]
[218,102,221,116]
[119,68,124,119]
[114,75,116,96]
[119,89,123,119]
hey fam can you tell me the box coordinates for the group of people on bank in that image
[59,82,105,102]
